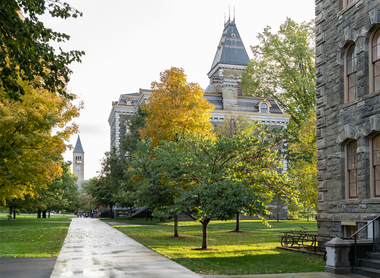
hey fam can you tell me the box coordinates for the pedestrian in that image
[146,209,153,221]
[91,209,94,218]
[75,212,77,218]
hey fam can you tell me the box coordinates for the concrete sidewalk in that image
[51,219,364,278]
[50,218,200,277]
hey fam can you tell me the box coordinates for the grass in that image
[112,219,325,275]
[0,221,70,258]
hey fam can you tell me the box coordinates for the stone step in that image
[360,258,380,270]
[367,252,380,261]
[352,266,380,278]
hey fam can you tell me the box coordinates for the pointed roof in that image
[73,136,84,153]
[208,20,250,76]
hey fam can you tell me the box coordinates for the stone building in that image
[108,18,291,220]
[316,0,380,241]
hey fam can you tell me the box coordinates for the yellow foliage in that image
[140,67,215,147]
[0,77,83,204]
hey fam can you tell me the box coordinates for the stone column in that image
[324,237,351,274]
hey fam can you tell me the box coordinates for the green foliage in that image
[214,112,256,138]
[128,129,291,249]
[0,0,85,100]
[33,160,80,213]
[241,18,315,129]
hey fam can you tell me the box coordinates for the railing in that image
[343,214,380,266]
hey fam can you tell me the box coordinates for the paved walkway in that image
[51,219,365,278]
[50,218,200,277]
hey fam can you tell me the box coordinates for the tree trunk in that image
[235,212,240,232]
[160,216,165,222]
[37,209,41,218]
[42,210,47,218]
[9,206,12,219]
[174,212,179,237]
[110,204,114,219]
[276,209,279,223]
[13,207,16,219]
[48,211,50,218]
[201,218,211,249]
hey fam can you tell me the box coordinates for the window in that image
[343,0,356,8]
[347,141,358,198]
[373,29,380,92]
[347,44,357,102]
[373,135,380,197]
[261,103,268,113]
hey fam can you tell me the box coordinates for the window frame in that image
[372,29,380,93]
[346,140,358,199]
[346,44,357,102]
[373,135,380,197]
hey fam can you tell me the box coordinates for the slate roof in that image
[116,93,140,106]
[208,20,250,74]
[74,136,84,153]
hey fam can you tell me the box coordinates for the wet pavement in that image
[50,219,365,278]
[50,218,200,278]
[0,257,56,278]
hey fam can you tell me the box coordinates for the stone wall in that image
[316,0,380,241]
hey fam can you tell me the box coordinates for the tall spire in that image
[73,135,84,153]
[208,18,250,76]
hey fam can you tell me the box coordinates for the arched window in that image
[347,44,357,102]
[373,135,380,197]
[372,29,380,92]
[261,103,268,113]
[347,141,358,198]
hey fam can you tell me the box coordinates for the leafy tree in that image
[33,160,80,218]
[215,112,258,231]
[131,131,290,250]
[241,18,315,129]
[140,67,215,147]
[84,149,125,218]
[122,106,148,160]
[0,0,84,100]
[241,18,316,213]
[287,114,317,220]
[0,77,83,205]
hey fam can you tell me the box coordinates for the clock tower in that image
[73,135,84,186]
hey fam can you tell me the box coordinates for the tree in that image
[0,77,83,205]
[33,160,80,218]
[241,18,315,130]
[215,112,258,231]
[241,18,316,213]
[131,131,290,250]
[140,67,215,147]
[84,149,125,218]
[287,114,317,220]
[0,1,84,100]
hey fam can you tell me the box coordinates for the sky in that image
[40,0,315,180]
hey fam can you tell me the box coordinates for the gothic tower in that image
[73,135,84,185]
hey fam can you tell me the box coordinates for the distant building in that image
[108,18,291,220]
[73,136,87,190]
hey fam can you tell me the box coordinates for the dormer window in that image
[257,99,271,113]
[126,98,132,105]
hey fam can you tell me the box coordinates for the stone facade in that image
[316,0,380,241]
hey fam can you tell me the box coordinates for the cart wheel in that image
[281,236,294,247]
[302,235,314,247]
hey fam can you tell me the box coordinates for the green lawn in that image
[113,219,324,275]
[0,221,70,257]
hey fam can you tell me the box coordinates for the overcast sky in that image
[41,0,315,180]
